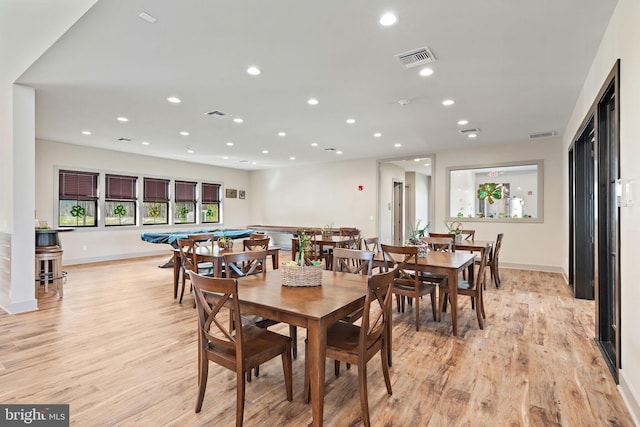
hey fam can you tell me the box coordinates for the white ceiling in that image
[16,0,617,171]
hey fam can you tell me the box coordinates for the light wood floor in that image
[0,253,634,426]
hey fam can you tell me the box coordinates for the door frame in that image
[568,59,621,382]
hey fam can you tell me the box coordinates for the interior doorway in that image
[392,180,403,245]
[568,61,620,382]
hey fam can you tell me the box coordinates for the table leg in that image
[213,259,223,277]
[292,239,299,261]
[272,250,279,270]
[448,270,458,336]
[307,321,327,427]
[173,251,180,299]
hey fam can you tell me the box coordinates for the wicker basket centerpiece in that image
[281,261,323,287]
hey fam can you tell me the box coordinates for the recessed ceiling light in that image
[262,150,269,154]
[308,98,319,105]
[289,156,296,160]
[233,118,243,123]
[138,12,157,24]
[374,133,382,138]
[186,147,194,154]
[226,142,234,146]
[419,67,434,77]
[81,130,91,135]
[468,133,478,138]
[379,12,398,26]
[223,156,229,160]
[278,132,286,137]
[394,143,402,148]
[311,142,318,147]
[117,117,128,122]
[336,151,343,155]
[166,96,181,104]
[457,119,469,125]
[442,99,455,106]
[141,141,150,145]
[346,118,355,124]
[414,159,421,162]
[180,131,189,136]
[252,161,257,165]
[424,163,430,167]
[247,66,261,76]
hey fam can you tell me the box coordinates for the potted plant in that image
[445,220,463,243]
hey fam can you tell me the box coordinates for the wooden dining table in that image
[373,251,476,337]
[454,238,494,254]
[219,269,370,427]
[172,246,281,291]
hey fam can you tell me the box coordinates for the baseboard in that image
[63,249,168,266]
[620,370,640,426]
[0,298,38,314]
[500,262,564,274]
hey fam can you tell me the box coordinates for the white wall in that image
[434,138,564,271]
[249,159,378,246]
[563,0,640,422]
[36,140,251,264]
[0,0,97,313]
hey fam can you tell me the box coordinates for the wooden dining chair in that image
[421,236,454,252]
[176,238,213,304]
[249,232,267,240]
[303,269,394,427]
[427,232,455,239]
[380,244,437,332]
[477,233,504,288]
[190,272,293,426]
[460,229,476,240]
[242,237,270,253]
[224,250,298,366]
[362,237,380,253]
[440,244,491,329]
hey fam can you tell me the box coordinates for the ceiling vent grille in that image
[205,110,230,119]
[117,137,131,142]
[395,46,436,68]
[459,128,480,134]
[529,131,557,139]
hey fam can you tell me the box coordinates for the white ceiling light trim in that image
[379,13,398,26]
[246,66,261,76]
[117,117,128,122]
[138,12,157,24]
[166,96,181,103]
[307,98,319,105]
[419,67,434,77]
[179,131,189,136]
[81,130,91,135]
[457,119,469,125]
[442,99,455,106]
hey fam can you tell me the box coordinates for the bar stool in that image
[35,246,64,297]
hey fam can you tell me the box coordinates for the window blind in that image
[59,170,99,200]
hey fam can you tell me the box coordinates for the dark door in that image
[573,117,595,300]
[596,82,620,381]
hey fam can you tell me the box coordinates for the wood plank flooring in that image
[0,253,634,426]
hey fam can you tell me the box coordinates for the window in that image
[58,170,98,227]
[105,174,137,226]
[174,180,196,224]
[447,160,544,222]
[143,178,169,225]
[201,183,221,223]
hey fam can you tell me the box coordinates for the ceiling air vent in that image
[117,137,131,142]
[459,128,480,135]
[529,131,557,139]
[205,110,230,119]
[395,46,436,69]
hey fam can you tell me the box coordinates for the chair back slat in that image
[223,250,267,278]
[243,237,270,251]
[363,237,380,253]
[380,244,418,289]
[177,238,197,272]
[190,272,242,354]
[332,247,374,276]
[360,269,395,352]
